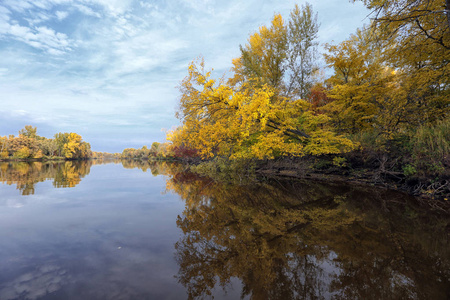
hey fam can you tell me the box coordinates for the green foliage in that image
[402,164,417,177]
[332,156,347,168]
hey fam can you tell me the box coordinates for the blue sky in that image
[0,0,369,153]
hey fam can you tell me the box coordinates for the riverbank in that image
[255,156,449,212]
[180,154,449,214]
[0,157,89,162]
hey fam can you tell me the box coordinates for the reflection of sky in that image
[0,163,247,299]
[0,164,190,299]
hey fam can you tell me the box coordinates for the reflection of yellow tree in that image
[53,161,92,188]
[0,161,92,194]
[163,166,449,300]
[0,162,47,195]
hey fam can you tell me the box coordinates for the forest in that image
[0,125,92,160]
[159,0,449,199]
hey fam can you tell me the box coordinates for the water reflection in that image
[0,161,96,194]
[0,160,449,299]
[159,166,449,300]
[0,160,188,300]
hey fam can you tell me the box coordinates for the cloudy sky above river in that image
[0,0,369,152]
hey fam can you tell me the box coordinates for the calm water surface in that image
[0,160,448,300]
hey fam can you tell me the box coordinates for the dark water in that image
[0,160,448,300]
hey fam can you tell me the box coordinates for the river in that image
[0,160,448,300]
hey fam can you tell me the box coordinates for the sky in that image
[0,0,370,153]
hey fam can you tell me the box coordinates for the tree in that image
[170,4,356,160]
[61,133,92,159]
[233,13,288,94]
[18,125,38,139]
[286,3,320,99]
[358,0,450,46]
[172,58,356,159]
[38,138,58,156]
[356,0,450,123]
[54,132,70,157]
[8,135,40,159]
[0,136,8,158]
[230,3,320,100]
[324,28,386,133]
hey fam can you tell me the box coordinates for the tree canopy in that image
[169,4,357,160]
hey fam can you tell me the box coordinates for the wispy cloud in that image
[1,23,72,54]
[74,4,101,18]
[56,10,69,21]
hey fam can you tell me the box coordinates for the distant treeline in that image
[92,152,121,160]
[0,126,92,160]
[120,142,174,160]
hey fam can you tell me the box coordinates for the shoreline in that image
[2,156,448,213]
[252,157,449,213]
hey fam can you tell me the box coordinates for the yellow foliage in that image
[63,133,91,159]
[0,150,8,159]
[173,58,356,160]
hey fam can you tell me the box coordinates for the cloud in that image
[56,10,69,21]
[0,0,34,13]
[0,20,72,54]
[90,0,134,17]
[75,4,101,18]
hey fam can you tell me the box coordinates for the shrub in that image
[408,119,450,176]
[402,164,417,177]
[332,156,347,168]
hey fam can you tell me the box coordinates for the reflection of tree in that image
[53,161,92,188]
[0,161,92,194]
[164,167,450,300]
[120,159,185,178]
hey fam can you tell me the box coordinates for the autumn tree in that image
[0,127,92,161]
[172,57,356,159]
[18,125,38,139]
[8,134,40,159]
[233,13,288,93]
[0,136,8,158]
[63,133,92,159]
[324,28,387,133]
[54,132,70,157]
[170,4,358,160]
[230,3,320,100]
[38,138,58,156]
[356,0,450,123]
